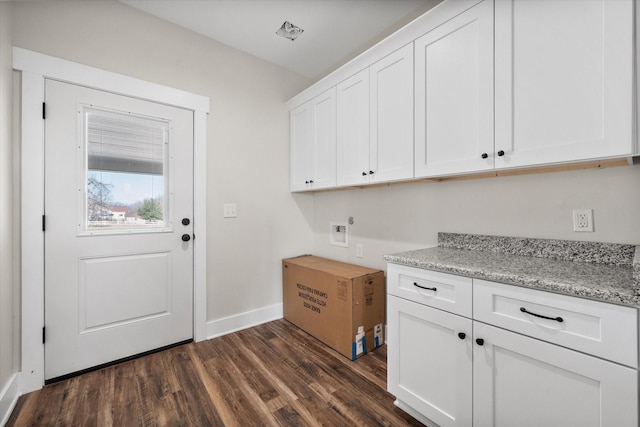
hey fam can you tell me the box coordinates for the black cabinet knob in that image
[369,170,374,175]
[309,180,314,183]
[458,332,466,340]
[497,150,505,157]
[362,172,367,176]
[181,218,190,226]
[476,338,484,346]
[481,153,488,159]
[181,234,191,242]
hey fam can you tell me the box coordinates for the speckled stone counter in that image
[384,233,640,307]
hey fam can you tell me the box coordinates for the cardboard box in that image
[282,255,385,360]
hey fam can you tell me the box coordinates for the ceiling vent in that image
[276,21,304,41]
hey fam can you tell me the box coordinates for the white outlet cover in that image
[573,209,593,232]
[223,203,237,218]
[356,243,364,258]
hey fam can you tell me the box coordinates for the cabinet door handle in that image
[309,180,314,184]
[497,150,505,157]
[458,332,466,340]
[481,153,488,159]
[369,170,374,175]
[475,338,484,346]
[362,172,367,176]
[520,307,564,323]
[413,282,437,292]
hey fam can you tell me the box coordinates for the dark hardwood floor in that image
[7,319,426,426]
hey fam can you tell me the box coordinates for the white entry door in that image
[44,79,194,380]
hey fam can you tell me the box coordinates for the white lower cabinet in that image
[473,322,637,427]
[387,263,639,427]
[388,295,472,427]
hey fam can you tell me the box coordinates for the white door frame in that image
[13,47,210,393]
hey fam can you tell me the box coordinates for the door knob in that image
[182,218,190,226]
[181,234,191,242]
[476,338,484,346]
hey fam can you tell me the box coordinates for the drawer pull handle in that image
[413,282,437,292]
[458,332,466,340]
[520,307,563,323]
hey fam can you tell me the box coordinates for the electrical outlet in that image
[223,204,237,218]
[573,209,593,232]
[356,244,364,258]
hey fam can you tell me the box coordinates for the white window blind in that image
[86,108,168,175]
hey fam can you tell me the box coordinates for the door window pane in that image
[84,107,170,232]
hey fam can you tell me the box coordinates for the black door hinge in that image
[42,214,46,231]
[42,102,46,120]
[42,326,46,344]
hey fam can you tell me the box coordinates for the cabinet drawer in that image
[387,264,472,317]
[474,279,638,368]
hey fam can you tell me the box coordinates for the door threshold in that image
[45,339,193,385]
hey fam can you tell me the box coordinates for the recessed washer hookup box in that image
[282,255,385,360]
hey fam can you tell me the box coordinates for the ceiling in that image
[120,0,436,80]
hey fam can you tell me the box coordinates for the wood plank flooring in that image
[7,319,426,426]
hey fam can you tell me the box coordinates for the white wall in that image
[312,165,640,271]
[9,0,314,325]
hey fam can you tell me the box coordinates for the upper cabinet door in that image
[494,0,634,169]
[414,0,494,178]
[290,88,336,192]
[337,69,370,186]
[290,102,313,192]
[311,87,337,190]
[370,44,415,183]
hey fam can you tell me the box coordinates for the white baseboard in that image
[206,303,283,340]
[0,373,20,427]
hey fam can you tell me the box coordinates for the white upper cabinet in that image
[415,0,494,178]
[337,69,370,186]
[494,0,635,169]
[290,88,336,192]
[289,0,637,191]
[338,44,415,186]
[370,43,415,183]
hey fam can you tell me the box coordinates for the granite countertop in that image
[384,233,640,308]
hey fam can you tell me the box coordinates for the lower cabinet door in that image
[473,322,638,427]
[387,295,472,427]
